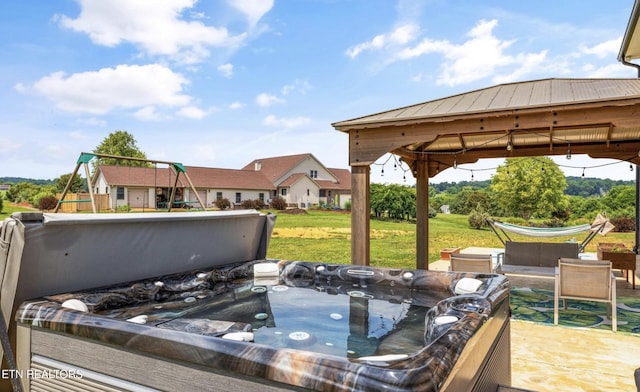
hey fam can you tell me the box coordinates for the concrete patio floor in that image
[430,250,640,392]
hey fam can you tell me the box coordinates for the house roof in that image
[183,166,275,190]
[97,165,275,191]
[278,172,313,187]
[619,0,640,62]
[96,153,349,191]
[242,153,322,182]
[318,168,351,191]
[96,166,185,187]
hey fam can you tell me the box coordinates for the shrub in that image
[37,195,58,211]
[344,200,351,211]
[31,191,56,209]
[270,196,287,210]
[610,215,635,232]
[214,198,231,210]
[240,199,266,210]
[116,204,131,212]
[468,207,489,229]
[428,207,437,218]
[0,195,3,213]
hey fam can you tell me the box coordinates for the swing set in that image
[55,152,206,213]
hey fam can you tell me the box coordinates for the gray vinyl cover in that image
[0,210,276,368]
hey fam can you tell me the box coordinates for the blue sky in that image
[1,0,638,185]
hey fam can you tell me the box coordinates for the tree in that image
[93,131,149,169]
[55,173,87,193]
[370,183,416,221]
[490,157,568,220]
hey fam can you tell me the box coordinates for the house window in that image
[319,190,326,197]
[306,189,310,196]
[235,193,241,203]
[280,188,287,196]
[310,170,318,178]
[116,187,125,200]
[328,191,332,197]
[259,193,264,201]
[216,192,222,200]
[105,187,109,193]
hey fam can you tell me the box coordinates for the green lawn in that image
[268,210,635,270]
[0,202,35,219]
[1,204,634,270]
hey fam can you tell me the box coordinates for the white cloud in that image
[57,0,249,64]
[68,130,89,139]
[262,115,310,129]
[0,138,21,153]
[217,63,234,78]
[281,79,312,95]
[226,0,274,29]
[134,106,162,121]
[492,51,548,84]
[229,101,244,109]
[346,23,419,58]
[583,63,635,78]
[21,64,191,115]
[193,144,216,162]
[177,105,209,119]
[255,93,284,107]
[76,117,106,127]
[579,37,622,59]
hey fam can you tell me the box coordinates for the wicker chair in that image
[553,258,617,332]
[450,253,501,274]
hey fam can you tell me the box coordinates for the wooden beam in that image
[415,158,429,270]
[346,103,640,165]
[350,165,370,266]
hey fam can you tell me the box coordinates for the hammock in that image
[487,214,614,253]
[491,221,592,237]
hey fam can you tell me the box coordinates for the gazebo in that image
[333,0,640,269]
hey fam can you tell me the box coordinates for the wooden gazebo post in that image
[350,165,370,266]
[415,157,430,270]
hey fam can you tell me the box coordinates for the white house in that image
[92,153,351,210]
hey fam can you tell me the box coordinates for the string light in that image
[566,144,571,160]
[371,152,635,181]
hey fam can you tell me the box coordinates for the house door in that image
[128,188,148,208]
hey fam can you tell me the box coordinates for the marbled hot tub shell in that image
[17,260,511,392]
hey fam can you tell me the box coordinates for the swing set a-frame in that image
[54,152,206,213]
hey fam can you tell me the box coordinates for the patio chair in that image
[553,258,617,332]
[450,253,501,274]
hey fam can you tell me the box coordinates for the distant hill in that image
[430,177,634,198]
[0,177,55,186]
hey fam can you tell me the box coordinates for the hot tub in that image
[16,260,510,392]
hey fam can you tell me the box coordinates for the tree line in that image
[370,157,635,231]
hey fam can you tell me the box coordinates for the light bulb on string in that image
[471,171,474,181]
[631,163,634,172]
[381,167,384,177]
[566,144,571,160]
[581,168,585,178]
[453,159,457,169]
